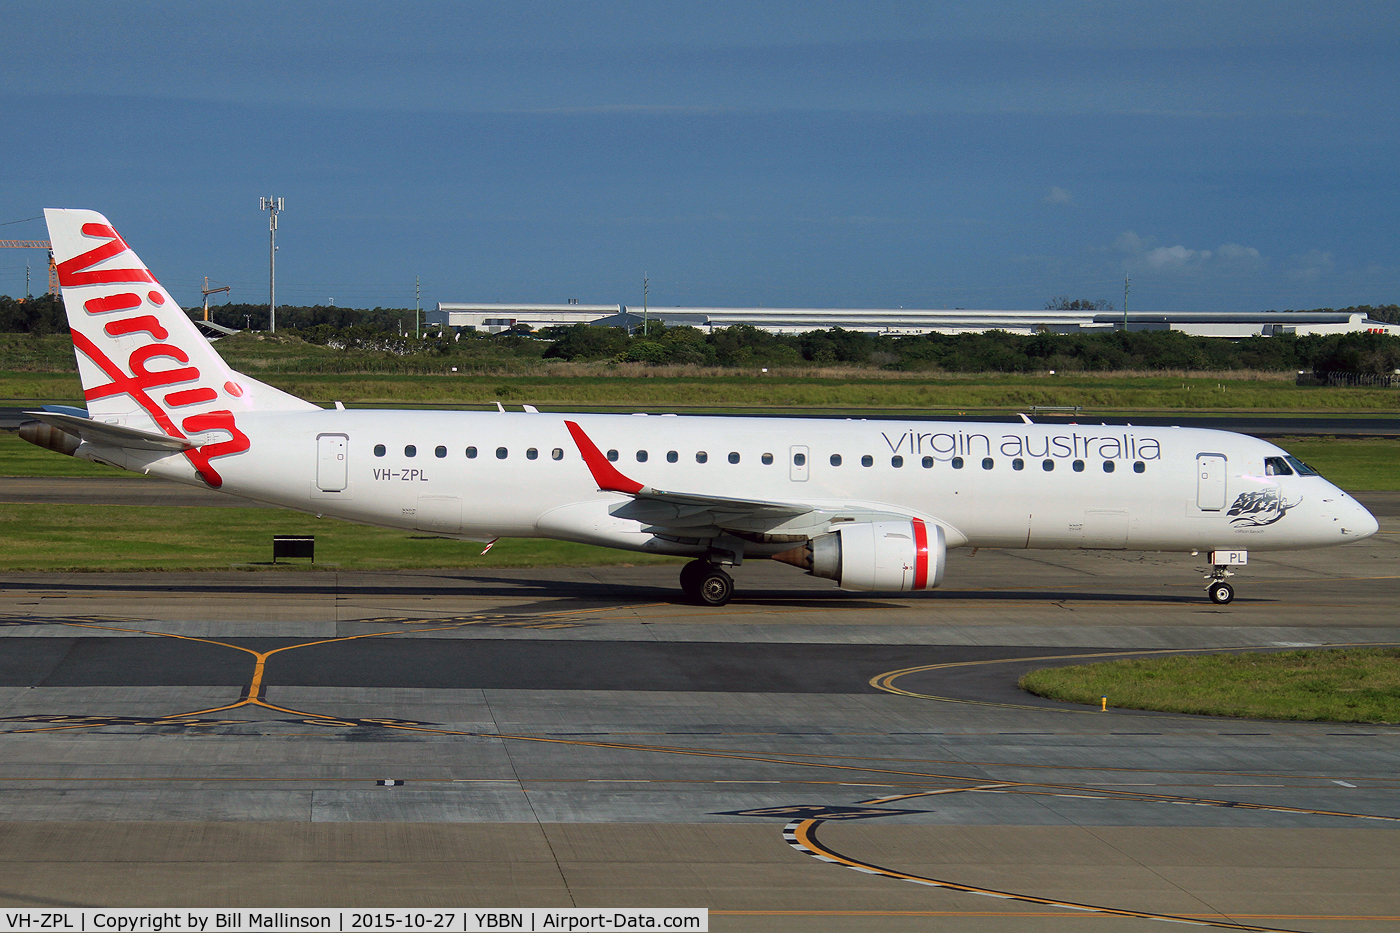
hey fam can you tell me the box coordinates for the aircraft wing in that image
[23,410,194,452]
[565,419,844,536]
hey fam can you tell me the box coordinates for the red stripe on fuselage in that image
[911,517,929,590]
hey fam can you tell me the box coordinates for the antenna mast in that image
[259,196,283,332]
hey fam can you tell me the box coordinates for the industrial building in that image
[430,302,1399,338]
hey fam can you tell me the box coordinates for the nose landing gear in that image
[1206,578,1235,604]
[1202,549,1246,604]
[679,558,734,606]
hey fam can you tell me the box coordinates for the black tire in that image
[697,568,734,607]
[678,559,709,599]
[1207,582,1234,605]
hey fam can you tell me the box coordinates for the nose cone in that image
[1346,498,1380,541]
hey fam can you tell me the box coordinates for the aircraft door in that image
[790,446,809,482]
[316,434,348,492]
[1196,454,1227,511]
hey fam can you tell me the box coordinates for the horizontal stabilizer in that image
[23,411,194,451]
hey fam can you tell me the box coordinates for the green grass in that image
[1019,649,1400,723]
[0,503,683,572]
[1267,436,1400,490]
[4,367,1400,412]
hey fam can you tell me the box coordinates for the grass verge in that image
[0,503,684,572]
[4,369,1400,411]
[1019,649,1400,723]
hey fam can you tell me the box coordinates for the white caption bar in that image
[0,910,708,933]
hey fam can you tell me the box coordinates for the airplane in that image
[17,209,1380,607]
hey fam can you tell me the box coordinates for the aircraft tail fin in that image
[44,208,319,486]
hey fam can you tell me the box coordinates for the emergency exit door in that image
[1196,453,1226,510]
[790,446,810,481]
[317,434,348,492]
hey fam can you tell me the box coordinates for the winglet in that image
[564,420,645,494]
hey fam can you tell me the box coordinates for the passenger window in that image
[1072,459,1084,472]
[761,452,774,465]
[373,444,386,457]
[551,448,563,460]
[1042,459,1054,471]
[404,445,417,458]
[830,454,842,466]
[980,457,992,470]
[527,448,538,460]
[728,452,740,464]
[607,449,619,462]
[794,452,806,466]
[696,451,708,463]
[496,447,508,459]
[921,456,933,468]
[861,455,873,467]
[1133,461,1145,473]
[1012,458,1024,471]
[1103,461,1115,473]
[466,446,478,459]
[636,450,648,462]
[891,455,903,468]
[667,451,678,463]
[951,457,964,469]
[435,445,447,458]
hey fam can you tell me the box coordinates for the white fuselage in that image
[105,409,1377,558]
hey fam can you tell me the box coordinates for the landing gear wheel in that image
[696,568,734,607]
[1207,581,1235,605]
[678,559,709,601]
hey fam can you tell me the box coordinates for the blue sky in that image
[2,1,1397,313]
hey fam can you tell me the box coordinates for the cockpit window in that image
[1264,457,1293,476]
[1284,456,1320,476]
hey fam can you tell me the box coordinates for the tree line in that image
[2,293,1397,375]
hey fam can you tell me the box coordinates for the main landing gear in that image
[679,559,734,607]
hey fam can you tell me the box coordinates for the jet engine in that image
[773,519,945,592]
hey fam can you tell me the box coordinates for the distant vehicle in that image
[21,209,1379,606]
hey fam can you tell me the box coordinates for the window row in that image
[370,443,1147,474]
[373,444,564,461]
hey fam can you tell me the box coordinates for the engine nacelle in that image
[774,519,946,592]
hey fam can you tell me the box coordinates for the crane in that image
[201,276,231,321]
[0,240,57,298]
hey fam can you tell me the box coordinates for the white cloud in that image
[1112,231,1266,275]
[1216,242,1263,264]
[1145,244,1208,269]
[1289,249,1335,279]
[1044,186,1074,206]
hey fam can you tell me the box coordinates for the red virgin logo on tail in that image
[64,224,247,488]
[57,224,157,287]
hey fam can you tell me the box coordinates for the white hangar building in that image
[431,303,1399,338]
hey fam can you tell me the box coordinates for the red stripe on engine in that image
[911,517,929,590]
